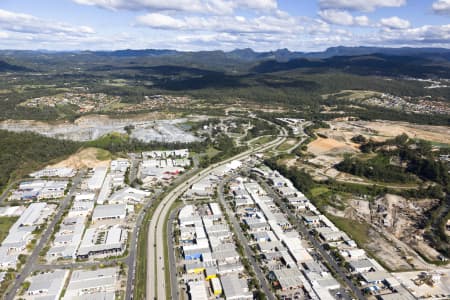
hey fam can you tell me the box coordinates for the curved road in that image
[146,126,288,300]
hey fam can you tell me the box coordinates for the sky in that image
[1,0,450,51]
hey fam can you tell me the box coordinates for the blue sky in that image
[0,0,450,51]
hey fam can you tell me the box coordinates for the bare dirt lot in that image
[362,121,450,144]
[307,137,359,156]
[318,118,450,145]
[50,147,111,169]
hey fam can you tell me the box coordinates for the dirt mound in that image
[50,147,111,169]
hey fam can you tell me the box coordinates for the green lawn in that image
[205,146,220,158]
[250,135,274,146]
[327,215,370,246]
[310,186,330,198]
[95,148,112,161]
[0,216,19,243]
[276,138,299,151]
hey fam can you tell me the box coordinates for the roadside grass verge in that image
[276,138,299,152]
[164,200,184,298]
[250,135,274,146]
[133,204,155,300]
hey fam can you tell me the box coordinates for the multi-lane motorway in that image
[146,125,288,300]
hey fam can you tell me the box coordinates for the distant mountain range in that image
[87,46,450,61]
[3,46,450,60]
[1,46,450,78]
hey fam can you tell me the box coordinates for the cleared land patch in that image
[50,147,111,169]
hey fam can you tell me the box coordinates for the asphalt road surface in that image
[258,179,366,300]
[218,177,276,300]
[146,126,287,300]
[167,208,180,300]
[5,171,85,300]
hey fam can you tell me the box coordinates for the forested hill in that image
[250,54,450,78]
[0,60,31,72]
[2,46,450,74]
[0,130,80,191]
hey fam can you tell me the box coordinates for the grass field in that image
[310,186,330,198]
[0,216,19,243]
[327,215,370,246]
[276,138,299,152]
[95,148,112,161]
[205,146,221,158]
[250,135,274,146]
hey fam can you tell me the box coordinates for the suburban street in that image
[5,171,85,300]
[218,177,276,300]
[257,178,365,300]
[146,124,288,300]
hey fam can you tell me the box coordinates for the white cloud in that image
[73,0,277,14]
[319,9,354,25]
[432,0,450,15]
[0,9,94,36]
[136,13,185,29]
[307,18,331,34]
[136,12,301,34]
[319,9,370,26]
[380,24,450,44]
[237,0,277,10]
[318,0,406,12]
[380,16,410,29]
[354,15,370,26]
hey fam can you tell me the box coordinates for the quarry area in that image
[0,114,200,143]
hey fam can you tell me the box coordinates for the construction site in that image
[279,117,450,273]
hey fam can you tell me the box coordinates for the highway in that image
[146,125,288,300]
[124,190,158,300]
[5,171,85,300]
[167,208,180,300]
[218,177,276,300]
[126,154,201,300]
